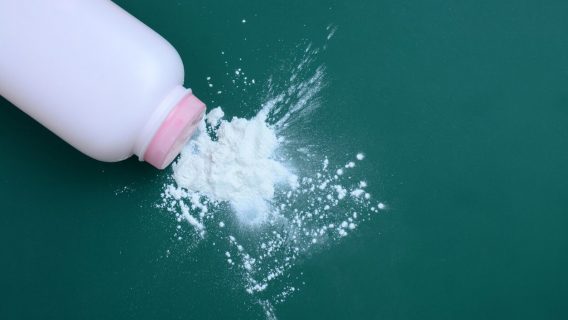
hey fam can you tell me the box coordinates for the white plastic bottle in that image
[0,0,206,169]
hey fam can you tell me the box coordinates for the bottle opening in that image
[143,93,205,169]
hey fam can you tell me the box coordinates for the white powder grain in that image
[333,185,347,200]
[205,107,224,127]
[350,189,365,197]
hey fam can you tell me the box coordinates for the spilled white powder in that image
[158,27,386,320]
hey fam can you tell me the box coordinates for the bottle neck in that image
[134,85,206,169]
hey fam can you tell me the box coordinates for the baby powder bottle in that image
[0,0,206,169]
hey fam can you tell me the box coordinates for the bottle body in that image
[0,0,205,168]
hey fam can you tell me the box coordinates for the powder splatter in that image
[159,26,385,319]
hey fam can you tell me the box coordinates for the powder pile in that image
[171,108,297,225]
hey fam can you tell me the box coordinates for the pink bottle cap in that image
[144,93,205,169]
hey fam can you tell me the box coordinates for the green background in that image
[1,0,568,319]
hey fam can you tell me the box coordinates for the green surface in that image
[1,0,568,319]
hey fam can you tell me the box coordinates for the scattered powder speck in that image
[158,29,385,320]
[350,189,365,197]
[205,106,224,127]
[326,24,338,40]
